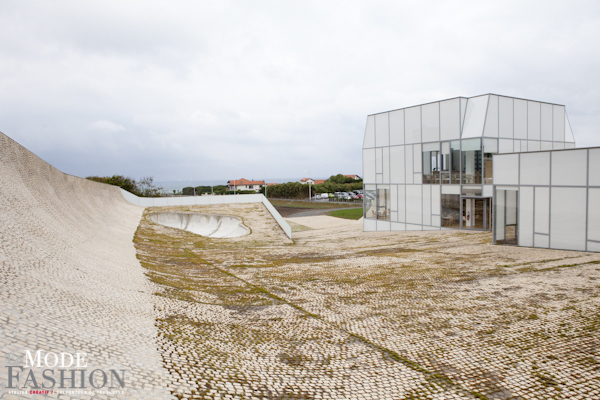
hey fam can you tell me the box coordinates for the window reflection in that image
[376,188,390,220]
[364,186,376,219]
[461,139,482,184]
[451,141,460,184]
[441,194,460,228]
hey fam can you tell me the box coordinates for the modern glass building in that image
[362,94,576,234]
[493,147,600,252]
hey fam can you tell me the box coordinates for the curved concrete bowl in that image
[148,212,250,238]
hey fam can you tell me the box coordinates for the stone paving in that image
[2,127,600,399]
[135,206,600,399]
[0,132,171,399]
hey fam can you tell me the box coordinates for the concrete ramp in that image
[0,131,171,397]
[149,212,250,238]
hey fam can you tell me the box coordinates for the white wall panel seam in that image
[482,95,490,137]
[548,151,552,247]
[586,148,589,251]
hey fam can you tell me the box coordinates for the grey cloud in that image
[0,0,599,182]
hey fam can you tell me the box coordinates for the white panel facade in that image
[483,95,499,137]
[541,103,553,141]
[495,189,505,240]
[421,102,440,143]
[363,148,376,183]
[391,222,406,231]
[551,149,587,186]
[520,152,550,186]
[534,187,550,234]
[406,185,422,225]
[405,106,421,144]
[431,185,441,216]
[406,145,414,184]
[389,110,405,145]
[375,113,389,147]
[377,220,391,231]
[506,190,517,225]
[423,185,431,226]
[553,105,565,142]
[364,218,377,231]
[541,141,553,151]
[514,99,528,140]
[376,147,383,174]
[499,96,514,138]
[462,95,489,138]
[383,147,390,183]
[589,188,600,242]
[440,98,461,140]
[534,234,549,248]
[494,154,519,185]
[527,101,541,140]
[363,94,595,252]
[398,185,406,223]
[364,115,375,147]
[499,139,513,153]
[519,186,534,247]
[565,116,575,143]
[413,144,422,173]
[391,185,398,212]
[550,187,586,251]
[528,141,541,151]
[390,146,405,184]
[589,148,600,186]
[460,98,468,129]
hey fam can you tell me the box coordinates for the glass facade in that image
[362,94,576,233]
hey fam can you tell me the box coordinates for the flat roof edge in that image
[368,94,566,116]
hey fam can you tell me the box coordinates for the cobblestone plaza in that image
[1,131,599,399]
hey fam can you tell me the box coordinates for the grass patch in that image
[270,200,359,209]
[328,208,363,220]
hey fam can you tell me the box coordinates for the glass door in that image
[462,198,492,230]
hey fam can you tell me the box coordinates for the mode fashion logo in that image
[5,350,126,393]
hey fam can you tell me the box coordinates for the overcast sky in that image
[1,0,599,183]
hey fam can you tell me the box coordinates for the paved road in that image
[279,206,362,218]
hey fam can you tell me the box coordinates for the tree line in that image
[86,175,164,197]
[263,174,362,199]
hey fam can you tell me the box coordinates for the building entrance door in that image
[461,197,491,230]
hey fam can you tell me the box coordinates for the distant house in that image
[300,178,327,185]
[344,175,362,180]
[266,182,278,187]
[227,178,266,192]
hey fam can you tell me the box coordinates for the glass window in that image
[441,194,460,228]
[440,142,450,184]
[483,152,493,184]
[376,186,391,220]
[461,139,482,184]
[482,138,497,185]
[422,150,440,184]
[422,143,440,184]
[450,140,460,184]
[364,185,376,219]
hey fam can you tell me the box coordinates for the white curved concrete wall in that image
[0,131,171,397]
[148,212,250,238]
[121,189,292,239]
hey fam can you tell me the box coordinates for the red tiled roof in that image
[266,182,278,186]
[300,178,312,182]
[228,178,265,185]
[343,174,360,179]
[313,179,326,185]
